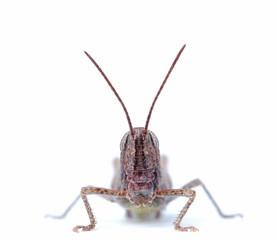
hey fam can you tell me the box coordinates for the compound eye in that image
[120,132,130,151]
[149,130,159,149]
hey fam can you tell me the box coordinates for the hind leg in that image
[182,179,242,218]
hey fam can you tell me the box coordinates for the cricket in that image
[47,44,242,232]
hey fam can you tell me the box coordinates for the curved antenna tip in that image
[144,44,186,132]
[85,50,134,137]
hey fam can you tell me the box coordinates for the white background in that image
[0,1,276,239]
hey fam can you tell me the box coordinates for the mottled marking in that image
[47,45,242,232]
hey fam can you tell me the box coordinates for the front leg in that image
[156,189,198,232]
[73,187,125,232]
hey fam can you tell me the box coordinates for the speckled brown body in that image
[119,128,161,205]
[111,128,172,216]
[47,44,242,232]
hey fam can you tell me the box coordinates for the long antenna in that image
[144,44,186,132]
[84,51,134,137]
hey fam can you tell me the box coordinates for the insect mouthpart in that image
[126,169,156,206]
[126,187,156,207]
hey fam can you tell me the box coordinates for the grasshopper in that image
[47,44,242,232]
